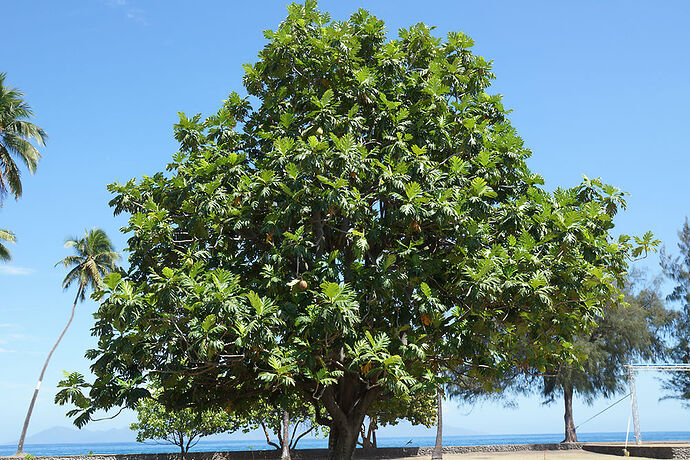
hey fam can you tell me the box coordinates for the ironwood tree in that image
[540,274,671,442]
[661,219,690,402]
[55,3,655,459]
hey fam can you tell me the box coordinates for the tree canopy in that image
[56,228,122,299]
[541,273,671,442]
[130,395,239,458]
[0,72,46,263]
[0,228,15,261]
[56,3,655,459]
[359,389,437,449]
[661,219,690,402]
[0,72,46,201]
[243,396,325,453]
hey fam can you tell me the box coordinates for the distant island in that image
[7,427,137,445]
[6,422,482,446]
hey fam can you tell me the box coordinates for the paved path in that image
[389,452,613,460]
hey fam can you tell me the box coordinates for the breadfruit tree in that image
[56,3,655,459]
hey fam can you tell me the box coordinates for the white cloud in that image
[0,380,33,389]
[0,324,33,348]
[126,7,146,24]
[104,0,147,25]
[0,266,34,276]
[8,333,28,340]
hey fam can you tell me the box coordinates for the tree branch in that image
[260,421,280,450]
[291,425,315,450]
[308,395,332,427]
[321,386,349,433]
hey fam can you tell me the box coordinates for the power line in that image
[575,393,631,431]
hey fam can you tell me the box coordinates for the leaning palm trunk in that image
[16,286,82,455]
[431,388,443,459]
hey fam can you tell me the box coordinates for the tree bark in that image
[260,421,280,449]
[431,388,443,459]
[359,417,378,450]
[281,411,291,460]
[359,426,370,449]
[328,425,358,460]
[321,379,380,460]
[16,286,82,455]
[562,384,578,443]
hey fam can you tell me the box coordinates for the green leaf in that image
[405,182,422,200]
[321,282,341,300]
[246,291,263,314]
[383,355,402,366]
[285,163,299,179]
[103,272,122,289]
[420,282,431,298]
[202,314,216,332]
[411,145,427,156]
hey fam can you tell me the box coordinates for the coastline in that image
[5,442,690,460]
[3,432,690,458]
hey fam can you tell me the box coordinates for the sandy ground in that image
[388,452,614,460]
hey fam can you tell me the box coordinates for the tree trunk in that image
[16,286,82,455]
[328,425,338,453]
[327,426,358,460]
[432,388,443,459]
[562,384,578,443]
[359,426,370,449]
[360,417,376,450]
[321,379,380,460]
[281,411,291,460]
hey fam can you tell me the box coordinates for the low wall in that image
[19,443,583,460]
[582,443,690,459]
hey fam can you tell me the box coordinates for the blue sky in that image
[1,0,689,444]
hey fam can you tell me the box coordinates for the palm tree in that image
[0,72,47,201]
[15,229,119,456]
[0,228,15,261]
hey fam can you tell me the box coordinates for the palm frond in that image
[0,229,15,242]
[61,265,83,290]
[55,255,82,268]
[95,250,121,266]
[0,144,23,198]
[0,228,15,262]
[63,238,80,249]
[56,228,120,300]
[3,134,41,172]
[5,120,47,146]
[0,73,46,201]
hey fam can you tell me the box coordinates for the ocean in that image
[2,432,689,457]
